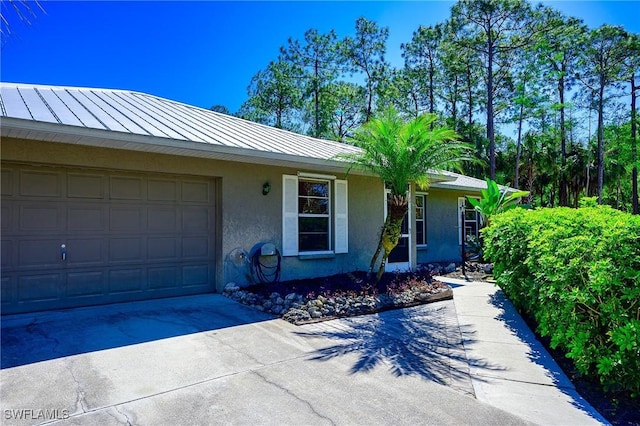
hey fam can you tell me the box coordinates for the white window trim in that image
[458,196,480,245]
[415,192,428,247]
[282,174,348,257]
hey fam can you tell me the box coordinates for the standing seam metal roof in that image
[0,82,362,161]
[0,82,497,192]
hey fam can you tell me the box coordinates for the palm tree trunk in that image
[375,195,409,282]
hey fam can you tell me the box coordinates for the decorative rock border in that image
[223,280,453,325]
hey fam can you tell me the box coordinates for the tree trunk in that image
[487,39,496,180]
[451,74,458,127]
[597,76,605,204]
[632,75,638,215]
[370,194,409,283]
[559,69,568,206]
[429,63,435,130]
[514,101,524,189]
[314,57,320,138]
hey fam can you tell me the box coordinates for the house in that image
[0,83,487,315]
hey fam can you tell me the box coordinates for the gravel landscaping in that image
[223,265,454,325]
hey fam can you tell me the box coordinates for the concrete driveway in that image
[1,282,607,425]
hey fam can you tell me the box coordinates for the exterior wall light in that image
[262,181,271,195]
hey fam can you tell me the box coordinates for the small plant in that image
[465,234,484,261]
[467,179,529,226]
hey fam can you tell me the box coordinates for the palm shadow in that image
[297,301,505,396]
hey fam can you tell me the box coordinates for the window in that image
[298,179,330,251]
[458,197,480,244]
[282,175,348,256]
[415,194,427,246]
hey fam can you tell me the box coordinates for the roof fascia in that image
[0,117,371,176]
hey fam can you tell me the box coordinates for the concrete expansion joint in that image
[251,370,337,426]
[471,373,576,390]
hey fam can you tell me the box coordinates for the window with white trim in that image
[458,197,481,244]
[282,174,348,256]
[415,193,427,246]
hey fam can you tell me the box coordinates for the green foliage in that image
[578,196,598,208]
[342,106,472,280]
[483,207,640,395]
[344,106,472,197]
[466,179,529,226]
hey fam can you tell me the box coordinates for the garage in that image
[1,163,217,314]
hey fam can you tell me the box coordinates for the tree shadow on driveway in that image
[1,294,274,369]
[296,301,505,396]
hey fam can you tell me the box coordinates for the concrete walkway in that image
[0,280,608,425]
[437,277,609,425]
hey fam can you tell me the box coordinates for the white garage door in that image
[1,163,217,314]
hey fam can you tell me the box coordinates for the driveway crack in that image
[113,405,134,426]
[252,370,336,426]
[65,360,88,414]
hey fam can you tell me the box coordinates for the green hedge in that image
[482,206,640,395]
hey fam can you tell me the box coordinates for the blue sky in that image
[1,1,639,113]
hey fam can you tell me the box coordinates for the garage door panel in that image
[20,204,63,232]
[19,239,63,267]
[68,205,106,232]
[1,204,11,233]
[20,170,62,197]
[182,181,210,203]
[66,238,105,265]
[110,176,143,200]
[1,239,13,268]
[148,179,177,201]
[110,207,142,232]
[110,238,143,262]
[183,207,209,232]
[149,267,178,289]
[182,237,209,258]
[109,269,144,293]
[18,273,61,302]
[1,276,15,305]
[148,208,178,232]
[147,237,177,260]
[2,168,14,196]
[68,173,105,199]
[67,271,104,297]
[183,265,209,287]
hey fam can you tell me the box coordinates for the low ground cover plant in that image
[483,205,640,396]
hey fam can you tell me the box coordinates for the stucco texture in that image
[1,138,383,291]
[417,189,465,265]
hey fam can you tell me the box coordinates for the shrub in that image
[483,206,640,395]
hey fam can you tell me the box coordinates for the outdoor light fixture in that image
[262,181,271,195]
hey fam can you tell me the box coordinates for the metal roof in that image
[0,82,494,192]
[431,170,513,193]
[0,82,362,173]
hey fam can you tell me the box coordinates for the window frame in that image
[415,193,428,247]
[298,177,332,253]
[282,174,348,257]
[458,196,481,245]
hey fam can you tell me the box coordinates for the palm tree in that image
[343,107,473,281]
